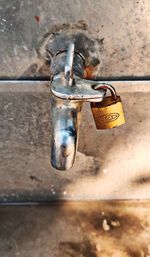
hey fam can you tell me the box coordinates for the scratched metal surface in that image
[0,0,150,78]
[0,88,150,201]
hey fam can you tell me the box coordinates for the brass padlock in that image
[91,84,125,129]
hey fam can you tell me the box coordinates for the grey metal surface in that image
[0,80,150,200]
[64,42,74,85]
[0,0,150,78]
[0,80,150,93]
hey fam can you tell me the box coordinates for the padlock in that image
[91,84,125,129]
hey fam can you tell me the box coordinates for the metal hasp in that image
[50,42,105,170]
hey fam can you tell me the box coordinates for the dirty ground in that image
[0,201,150,257]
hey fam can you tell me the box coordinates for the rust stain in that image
[35,15,40,23]
[58,203,149,257]
[78,209,144,238]
[84,66,96,79]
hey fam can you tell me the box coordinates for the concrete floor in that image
[0,201,150,257]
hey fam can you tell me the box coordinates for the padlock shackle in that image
[93,83,117,100]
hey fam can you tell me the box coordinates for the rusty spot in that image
[84,66,96,79]
[35,16,40,23]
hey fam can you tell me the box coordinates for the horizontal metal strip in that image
[0,80,150,93]
[0,81,50,93]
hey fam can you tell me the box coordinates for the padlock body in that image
[91,96,125,129]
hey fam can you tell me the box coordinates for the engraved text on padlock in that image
[91,95,125,129]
